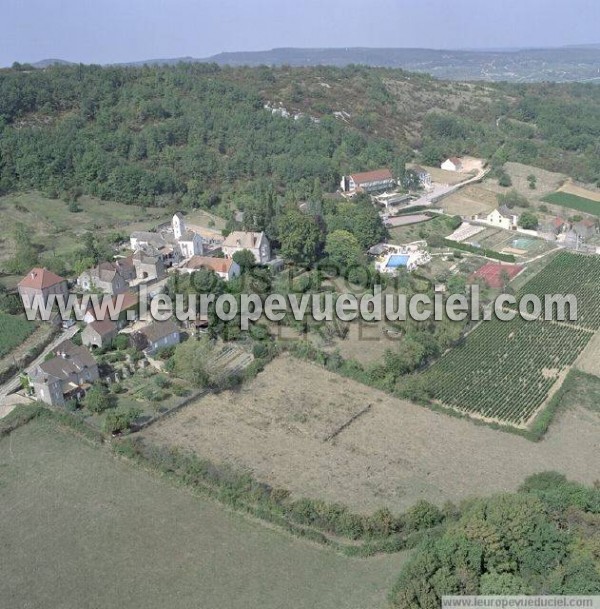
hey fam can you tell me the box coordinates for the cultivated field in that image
[0,418,407,609]
[440,184,497,216]
[542,191,600,217]
[558,180,600,202]
[424,252,600,425]
[141,354,600,513]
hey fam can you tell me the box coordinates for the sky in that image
[2,0,599,66]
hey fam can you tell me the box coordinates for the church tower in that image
[172,212,185,240]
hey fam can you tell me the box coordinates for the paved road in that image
[0,325,79,402]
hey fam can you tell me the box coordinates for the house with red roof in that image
[340,168,395,194]
[18,267,69,313]
[178,256,241,281]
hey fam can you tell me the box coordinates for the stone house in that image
[81,319,119,349]
[178,256,241,281]
[77,262,129,295]
[18,267,69,312]
[131,320,181,355]
[29,339,99,406]
[222,231,271,265]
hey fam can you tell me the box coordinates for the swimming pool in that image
[386,254,410,268]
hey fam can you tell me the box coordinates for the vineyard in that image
[422,252,600,427]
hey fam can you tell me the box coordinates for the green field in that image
[0,312,36,357]
[0,191,173,264]
[542,191,600,216]
[0,418,408,609]
[420,252,600,426]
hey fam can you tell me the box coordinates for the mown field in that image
[421,252,600,426]
[0,312,36,357]
[542,191,600,217]
[0,417,408,609]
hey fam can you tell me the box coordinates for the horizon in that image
[2,0,599,67]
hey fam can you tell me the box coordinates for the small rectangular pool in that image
[386,254,410,268]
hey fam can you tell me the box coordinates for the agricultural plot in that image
[542,191,600,217]
[423,252,600,426]
[0,418,406,609]
[514,252,600,330]
[0,312,36,358]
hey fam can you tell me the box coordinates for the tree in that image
[519,212,539,230]
[325,230,363,270]
[85,383,116,413]
[527,174,537,190]
[277,207,323,265]
[232,249,256,271]
[103,406,142,434]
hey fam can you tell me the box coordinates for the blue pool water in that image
[386,254,410,268]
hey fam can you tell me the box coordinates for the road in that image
[0,325,79,402]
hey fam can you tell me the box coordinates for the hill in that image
[0,63,599,212]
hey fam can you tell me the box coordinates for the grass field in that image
[141,354,600,513]
[0,312,36,358]
[542,191,600,217]
[0,417,408,609]
[0,191,174,264]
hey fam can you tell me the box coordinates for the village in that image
[1,153,599,432]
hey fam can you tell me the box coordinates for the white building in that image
[130,213,203,263]
[340,168,396,194]
[222,231,271,265]
[441,157,463,172]
[482,207,519,231]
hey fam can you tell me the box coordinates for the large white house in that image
[340,168,396,194]
[441,157,463,172]
[222,231,271,264]
[482,207,519,231]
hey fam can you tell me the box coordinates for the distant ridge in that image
[22,45,600,82]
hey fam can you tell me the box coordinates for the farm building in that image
[441,157,463,172]
[77,262,130,295]
[340,168,396,194]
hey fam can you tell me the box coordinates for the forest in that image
[0,63,599,216]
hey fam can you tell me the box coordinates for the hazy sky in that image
[2,0,599,66]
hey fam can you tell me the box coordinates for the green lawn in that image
[0,312,36,358]
[0,418,408,609]
[542,191,600,217]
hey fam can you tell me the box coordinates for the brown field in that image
[503,162,566,199]
[142,355,600,514]
[422,166,470,186]
[325,320,401,365]
[441,184,498,216]
[575,330,600,377]
[558,181,600,203]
